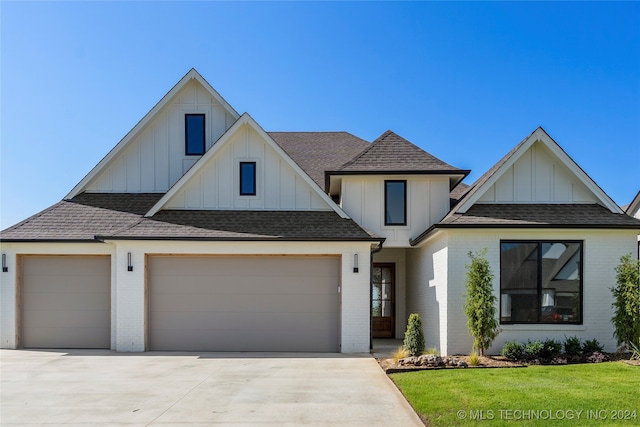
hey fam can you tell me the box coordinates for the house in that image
[2,69,639,355]
[624,190,640,257]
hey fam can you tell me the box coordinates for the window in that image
[385,180,406,225]
[500,241,582,324]
[239,162,256,196]
[185,114,205,155]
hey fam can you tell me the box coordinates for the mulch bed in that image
[378,353,637,374]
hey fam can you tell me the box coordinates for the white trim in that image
[456,128,623,214]
[145,113,352,219]
[65,69,240,199]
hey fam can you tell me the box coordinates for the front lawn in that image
[390,362,639,427]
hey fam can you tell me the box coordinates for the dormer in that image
[326,131,469,247]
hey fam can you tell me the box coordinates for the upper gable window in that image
[240,162,257,196]
[385,180,406,226]
[185,114,205,155]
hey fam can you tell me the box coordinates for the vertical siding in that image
[86,81,233,193]
[164,124,331,211]
[341,175,450,247]
[479,143,596,204]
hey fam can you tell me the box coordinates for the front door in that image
[372,263,395,338]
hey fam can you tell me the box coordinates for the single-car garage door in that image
[21,256,111,349]
[148,256,340,352]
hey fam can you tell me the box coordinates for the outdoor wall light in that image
[353,253,359,273]
[127,252,133,272]
[2,254,7,272]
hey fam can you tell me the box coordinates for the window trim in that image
[185,114,206,156]
[239,161,257,196]
[499,239,583,325]
[384,180,407,226]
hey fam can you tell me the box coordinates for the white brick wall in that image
[406,232,449,354]
[1,240,372,353]
[444,228,638,355]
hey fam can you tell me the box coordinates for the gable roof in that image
[65,68,240,199]
[0,193,380,242]
[625,190,640,217]
[325,130,469,190]
[453,127,623,214]
[145,113,351,218]
[269,132,370,188]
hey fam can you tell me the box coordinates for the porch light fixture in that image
[353,253,359,273]
[127,252,133,272]
[2,254,7,272]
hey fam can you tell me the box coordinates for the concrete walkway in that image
[1,349,423,426]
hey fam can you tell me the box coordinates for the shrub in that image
[611,254,640,353]
[424,347,439,355]
[464,249,500,355]
[541,339,562,359]
[563,335,583,358]
[582,338,604,355]
[501,341,525,360]
[391,346,410,362]
[403,313,425,357]
[468,351,480,366]
[525,340,544,359]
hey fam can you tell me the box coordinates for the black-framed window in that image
[185,114,205,155]
[385,180,407,225]
[239,162,256,196]
[500,240,583,324]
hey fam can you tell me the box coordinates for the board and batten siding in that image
[86,80,235,193]
[340,175,450,247]
[478,143,596,204]
[163,123,329,211]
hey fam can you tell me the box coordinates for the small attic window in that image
[240,162,257,196]
[185,114,205,155]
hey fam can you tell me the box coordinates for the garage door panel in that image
[149,256,340,352]
[22,256,110,349]
[24,291,109,310]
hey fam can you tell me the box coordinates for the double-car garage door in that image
[19,255,340,352]
[148,256,340,352]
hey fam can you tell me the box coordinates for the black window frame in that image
[239,161,257,196]
[384,180,407,226]
[185,114,206,156]
[499,240,583,325]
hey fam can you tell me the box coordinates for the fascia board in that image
[65,69,239,199]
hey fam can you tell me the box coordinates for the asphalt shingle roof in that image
[330,130,469,174]
[0,193,379,242]
[269,131,370,188]
[439,204,640,228]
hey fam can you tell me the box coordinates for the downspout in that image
[369,241,384,351]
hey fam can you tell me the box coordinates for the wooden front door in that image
[372,263,395,338]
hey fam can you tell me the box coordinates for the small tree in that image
[611,253,640,358]
[403,313,425,356]
[464,249,500,356]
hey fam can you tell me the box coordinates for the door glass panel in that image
[372,266,393,319]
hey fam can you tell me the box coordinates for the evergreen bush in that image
[403,313,425,357]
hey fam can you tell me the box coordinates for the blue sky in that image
[1,1,639,228]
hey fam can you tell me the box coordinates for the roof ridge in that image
[335,130,392,169]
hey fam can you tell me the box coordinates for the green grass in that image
[390,362,639,427]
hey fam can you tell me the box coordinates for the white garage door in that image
[21,256,111,349]
[148,256,340,352]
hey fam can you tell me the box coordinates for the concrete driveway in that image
[1,350,423,426]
